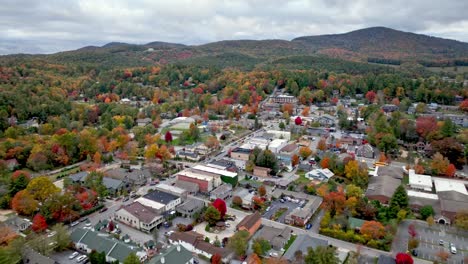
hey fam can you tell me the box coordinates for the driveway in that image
[394,220,467,264]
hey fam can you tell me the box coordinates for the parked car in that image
[266,206,271,212]
[80,218,89,223]
[439,240,444,245]
[76,255,88,263]
[279,199,285,203]
[450,244,457,254]
[123,197,130,202]
[305,224,312,230]
[411,249,418,257]
[70,221,80,227]
[69,252,79,259]
[163,221,171,228]
[99,207,108,213]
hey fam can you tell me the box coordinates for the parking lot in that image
[394,220,467,264]
[263,199,303,223]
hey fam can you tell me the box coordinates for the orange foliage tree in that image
[445,164,456,177]
[291,154,300,167]
[11,190,39,215]
[0,226,18,245]
[360,220,385,240]
[320,157,330,169]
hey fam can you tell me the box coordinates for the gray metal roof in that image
[143,189,179,205]
[283,234,328,261]
[149,244,193,264]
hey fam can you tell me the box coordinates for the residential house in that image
[305,168,334,182]
[22,247,57,264]
[176,199,205,218]
[177,151,201,162]
[381,104,399,113]
[298,162,313,172]
[69,171,125,195]
[5,216,31,233]
[282,234,328,262]
[71,228,147,263]
[114,202,163,232]
[253,166,271,178]
[135,190,182,213]
[256,226,292,250]
[230,148,251,161]
[233,189,254,208]
[268,139,288,154]
[236,212,262,237]
[148,244,194,264]
[365,176,401,204]
[210,184,233,201]
[355,144,375,158]
[317,114,335,127]
[136,118,152,127]
[105,168,151,186]
[168,231,230,262]
[348,217,366,231]
[285,195,322,226]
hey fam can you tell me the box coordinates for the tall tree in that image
[304,245,339,264]
[164,131,173,143]
[51,223,71,251]
[212,199,227,219]
[360,221,385,240]
[204,205,221,225]
[26,176,60,202]
[11,190,38,216]
[389,185,408,218]
[252,238,271,256]
[123,253,140,264]
[228,230,250,257]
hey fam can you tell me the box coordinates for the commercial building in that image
[135,190,182,213]
[408,169,432,192]
[268,139,288,154]
[114,202,163,232]
[168,231,230,262]
[236,212,262,237]
[365,176,402,204]
[230,148,251,161]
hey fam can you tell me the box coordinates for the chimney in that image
[161,257,165,263]
[177,245,181,252]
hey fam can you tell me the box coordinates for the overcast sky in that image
[1,0,468,54]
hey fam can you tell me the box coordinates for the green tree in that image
[123,253,141,264]
[279,121,286,130]
[51,223,71,251]
[440,118,457,138]
[345,184,363,198]
[89,250,106,264]
[85,172,108,197]
[420,205,434,220]
[252,238,271,256]
[28,233,53,256]
[304,245,339,264]
[388,185,408,218]
[377,134,398,155]
[228,230,250,257]
[204,205,221,225]
[454,210,468,231]
[9,173,30,196]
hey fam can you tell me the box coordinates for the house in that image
[284,195,322,227]
[282,234,328,261]
[253,166,271,178]
[236,212,262,237]
[271,95,297,104]
[233,189,254,208]
[381,104,399,113]
[298,162,313,172]
[305,168,334,182]
[135,190,182,213]
[256,226,292,250]
[408,169,432,192]
[105,168,151,186]
[230,148,251,161]
[148,244,194,264]
[168,231,230,262]
[210,184,233,201]
[365,176,402,204]
[355,144,375,158]
[136,118,152,127]
[177,151,201,162]
[5,215,31,233]
[317,114,335,126]
[71,228,147,263]
[176,199,205,218]
[22,247,57,264]
[69,171,125,195]
[114,202,163,232]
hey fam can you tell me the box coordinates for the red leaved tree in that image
[445,164,456,177]
[32,213,47,233]
[365,91,376,103]
[165,131,173,143]
[212,199,227,219]
[211,253,222,264]
[396,253,413,264]
[295,116,302,126]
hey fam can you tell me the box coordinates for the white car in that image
[69,252,79,259]
[450,245,457,254]
[47,231,57,238]
[76,255,87,263]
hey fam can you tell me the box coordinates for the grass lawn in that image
[294,172,311,185]
[283,234,297,253]
[272,208,288,221]
[402,174,409,184]
[49,166,81,181]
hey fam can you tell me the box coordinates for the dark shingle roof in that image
[119,202,159,223]
[366,176,401,199]
[22,247,56,264]
[283,234,328,261]
[143,190,179,205]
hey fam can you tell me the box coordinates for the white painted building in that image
[433,179,468,195]
[268,139,289,153]
[408,169,433,192]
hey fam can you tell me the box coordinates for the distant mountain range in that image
[5,27,468,68]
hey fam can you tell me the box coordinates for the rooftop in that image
[149,244,193,264]
[237,212,261,230]
[366,176,401,198]
[118,202,160,223]
[279,143,298,153]
[231,147,251,154]
[193,165,237,178]
[142,190,180,205]
[408,169,432,188]
[177,170,215,181]
[433,178,468,195]
[282,234,328,261]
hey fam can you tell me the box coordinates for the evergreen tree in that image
[389,185,408,218]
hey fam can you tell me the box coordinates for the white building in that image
[305,168,335,182]
[268,139,289,153]
[408,169,433,192]
[135,190,182,213]
[114,202,164,232]
[433,179,468,195]
[265,130,291,140]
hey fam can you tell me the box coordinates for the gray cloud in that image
[1,0,467,54]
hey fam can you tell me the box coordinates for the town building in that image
[104,168,151,186]
[176,199,205,218]
[174,180,200,194]
[271,95,297,104]
[192,165,238,186]
[176,170,218,193]
[230,148,251,161]
[71,228,147,263]
[136,118,152,127]
[232,189,254,208]
[277,143,299,169]
[135,190,182,213]
[114,202,163,232]
[264,130,291,140]
[210,184,233,201]
[154,183,188,200]
[365,176,401,204]
[236,212,262,237]
[268,139,288,153]
[408,169,432,191]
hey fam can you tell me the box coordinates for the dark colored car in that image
[305,224,312,230]
[411,249,418,257]
[123,197,130,202]
[80,217,89,223]
[99,207,108,213]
